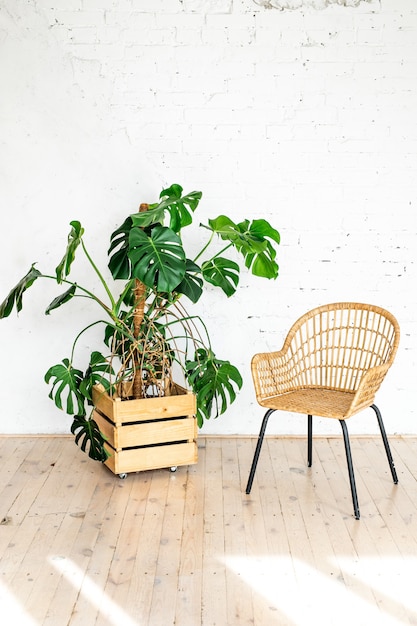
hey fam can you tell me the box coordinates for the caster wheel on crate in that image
[170,466,177,473]
[119,473,128,479]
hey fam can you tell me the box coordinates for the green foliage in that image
[201,257,240,297]
[79,351,114,402]
[0,265,41,318]
[71,415,109,462]
[129,226,186,292]
[55,220,85,283]
[45,284,77,315]
[132,184,202,232]
[107,216,133,280]
[0,183,280,464]
[186,348,243,428]
[45,359,86,416]
[208,215,280,280]
[174,259,203,303]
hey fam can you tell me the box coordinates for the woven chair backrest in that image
[283,303,400,393]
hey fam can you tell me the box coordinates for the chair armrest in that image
[251,350,295,402]
[347,362,392,417]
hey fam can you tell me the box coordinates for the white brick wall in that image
[0,0,416,436]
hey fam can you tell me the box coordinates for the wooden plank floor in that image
[1,435,417,625]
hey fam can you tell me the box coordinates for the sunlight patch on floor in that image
[222,555,413,626]
[0,581,38,625]
[49,556,139,626]
[335,556,417,617]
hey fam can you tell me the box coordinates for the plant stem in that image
[69,319,109,362]
[208,242,234,261]
[193,229,234,267]
[41,274,113,315]
[81,240,116,309]
[193,230,214,263]
[116,279,136,314]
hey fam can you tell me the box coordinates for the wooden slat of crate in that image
[92,385,196,424]
[94,410,196,449]
[103,441,198,475]
[91,385,116,420]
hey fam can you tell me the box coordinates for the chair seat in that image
[259,388,356,419]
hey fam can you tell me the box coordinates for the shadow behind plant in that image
[0,184,280,462]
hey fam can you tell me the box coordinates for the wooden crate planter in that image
[92,383,198,477]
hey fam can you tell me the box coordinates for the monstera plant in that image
[0,184,280,463]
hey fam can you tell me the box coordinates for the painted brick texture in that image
[0,0,416,435]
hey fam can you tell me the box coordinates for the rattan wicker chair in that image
[246,302,400,519]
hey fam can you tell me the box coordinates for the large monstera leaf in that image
[174,259,203,303]
[79,351,114,403]
[0,265,41,318]
[128,225,187,292]
[108,216,133,280]
[201,257,240,297]
[45,359,86,416]
[185,348,243,427]
[71,415,109,462]
[131,184,202,233]
[108,185,202,281]
[208,216,280,279]
[44,351,112,416]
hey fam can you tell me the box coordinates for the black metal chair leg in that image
[246,409,275,494]
[307,414,313,467]
[339,420,360,520]
[371,404,398,484]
